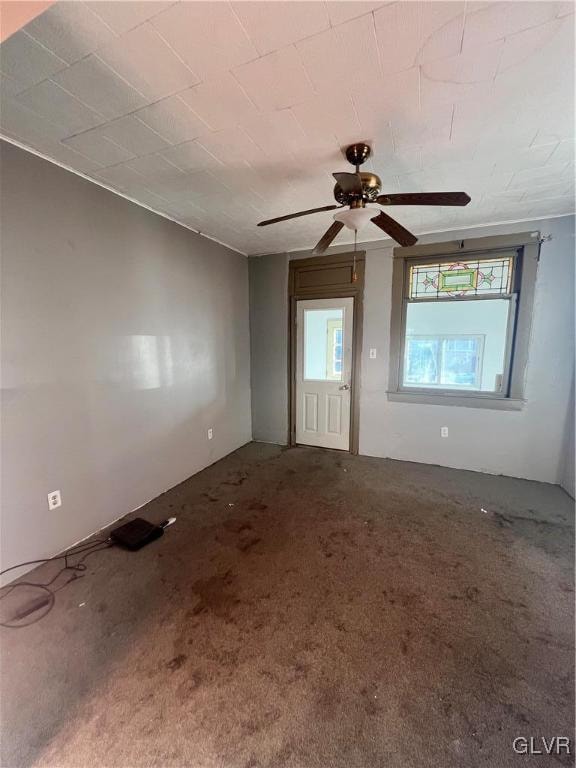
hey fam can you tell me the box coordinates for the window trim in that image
[388,231,540,410]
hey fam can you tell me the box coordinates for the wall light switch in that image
[369,348,377,359]
[441,427,449,438]
[208,428,213,440]
[48,490,62,510]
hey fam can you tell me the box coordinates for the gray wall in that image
[249,215,575,486]
[1,141,252,576]
[249,253,288,444]
[560,368,575,498]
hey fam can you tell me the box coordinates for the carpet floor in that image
[1,443,574,768]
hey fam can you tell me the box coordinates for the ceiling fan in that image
[257,143,471,253]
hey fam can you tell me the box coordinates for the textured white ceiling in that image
[0,1,574,255]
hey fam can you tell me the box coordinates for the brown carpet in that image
[1,443,574,768]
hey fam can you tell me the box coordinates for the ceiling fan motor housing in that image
[334,172,382,205]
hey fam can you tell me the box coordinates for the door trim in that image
[288,251,365,454]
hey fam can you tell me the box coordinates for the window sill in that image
[386,391,525,411]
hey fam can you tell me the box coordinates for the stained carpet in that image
[1,443,574,768]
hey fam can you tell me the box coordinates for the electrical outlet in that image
[208,428,213,440]
[369,348,377,359]
[441,427,449,438]
[48,490,62,510]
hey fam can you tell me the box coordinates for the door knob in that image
[339,384,350,390]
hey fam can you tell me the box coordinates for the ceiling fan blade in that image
[258,204,341,227]
[333,172,362,195]
[377,192,471,207]
[371,211,418,247]
[313,221,345,255]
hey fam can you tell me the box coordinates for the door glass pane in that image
[403,299,510,392]
[304,308,344,381]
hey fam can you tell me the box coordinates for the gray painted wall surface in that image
[249,253,288,444]
[560,369,575,498]
[1,142,252,575]
[249,215,575,486]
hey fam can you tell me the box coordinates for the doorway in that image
[288,251,365,453]
[295,298,354,450]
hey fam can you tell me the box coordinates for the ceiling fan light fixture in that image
[333,207,374,231]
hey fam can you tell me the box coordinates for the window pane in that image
[403,299,510,391]
[409,255,513,299]
[441,337,483,388]
[405,338,439,385]
[304,308,343,381]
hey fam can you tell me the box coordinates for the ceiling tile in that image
[423,38,502,82]
[38,140,104,174]
[352,67,420,140]
[327,2,388,27]
[463,1,562,49]
[522,183,574,203]
[159,140,223,173]
[241,109,309,161]
[489,144,557,173]
[297,14,381,95]
[157,197,210,223]
[160,169,224,202]
[0,0,572,254]
[151,2,258,81]
[91,162,150,193]
[493,15,573,109]
[125,153,184,178]
[23,2,116,65]
[371,147,423,181]
[292,91,364,149]
[126,156,192,201]
[374,2,465,74]
[0,30,67,89]
[15,80,104,136]
[0,73,26,97]
[418,2,466,65]
[178,74,259,132]
[123,185,176,212]
[508,163,571,190]
[197,127,262,167]
[52,55,147,120]
[96,22,199,101]
[63,130,135,166]
[497,18,567,75]
[525,197,575,218]
[231,1,329,56]
[98,115,170,155]
[0,95,64,147]
[391,108,453,151]
[133,95,210,145]
[547,139,575,167]
[233,45,315,111]
[86,1,175,35]
[420,40,503,108]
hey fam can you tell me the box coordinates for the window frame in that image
[388,231,540,411]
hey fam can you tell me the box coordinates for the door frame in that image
[288,251,365,454]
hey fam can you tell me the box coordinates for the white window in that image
[388,233,540,409]
[404,334,485,390]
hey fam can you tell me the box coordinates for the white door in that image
[295,297,354,450]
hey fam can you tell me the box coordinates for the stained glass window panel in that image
[409,255,513,299]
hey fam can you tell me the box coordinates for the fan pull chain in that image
[352,229,358,282]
